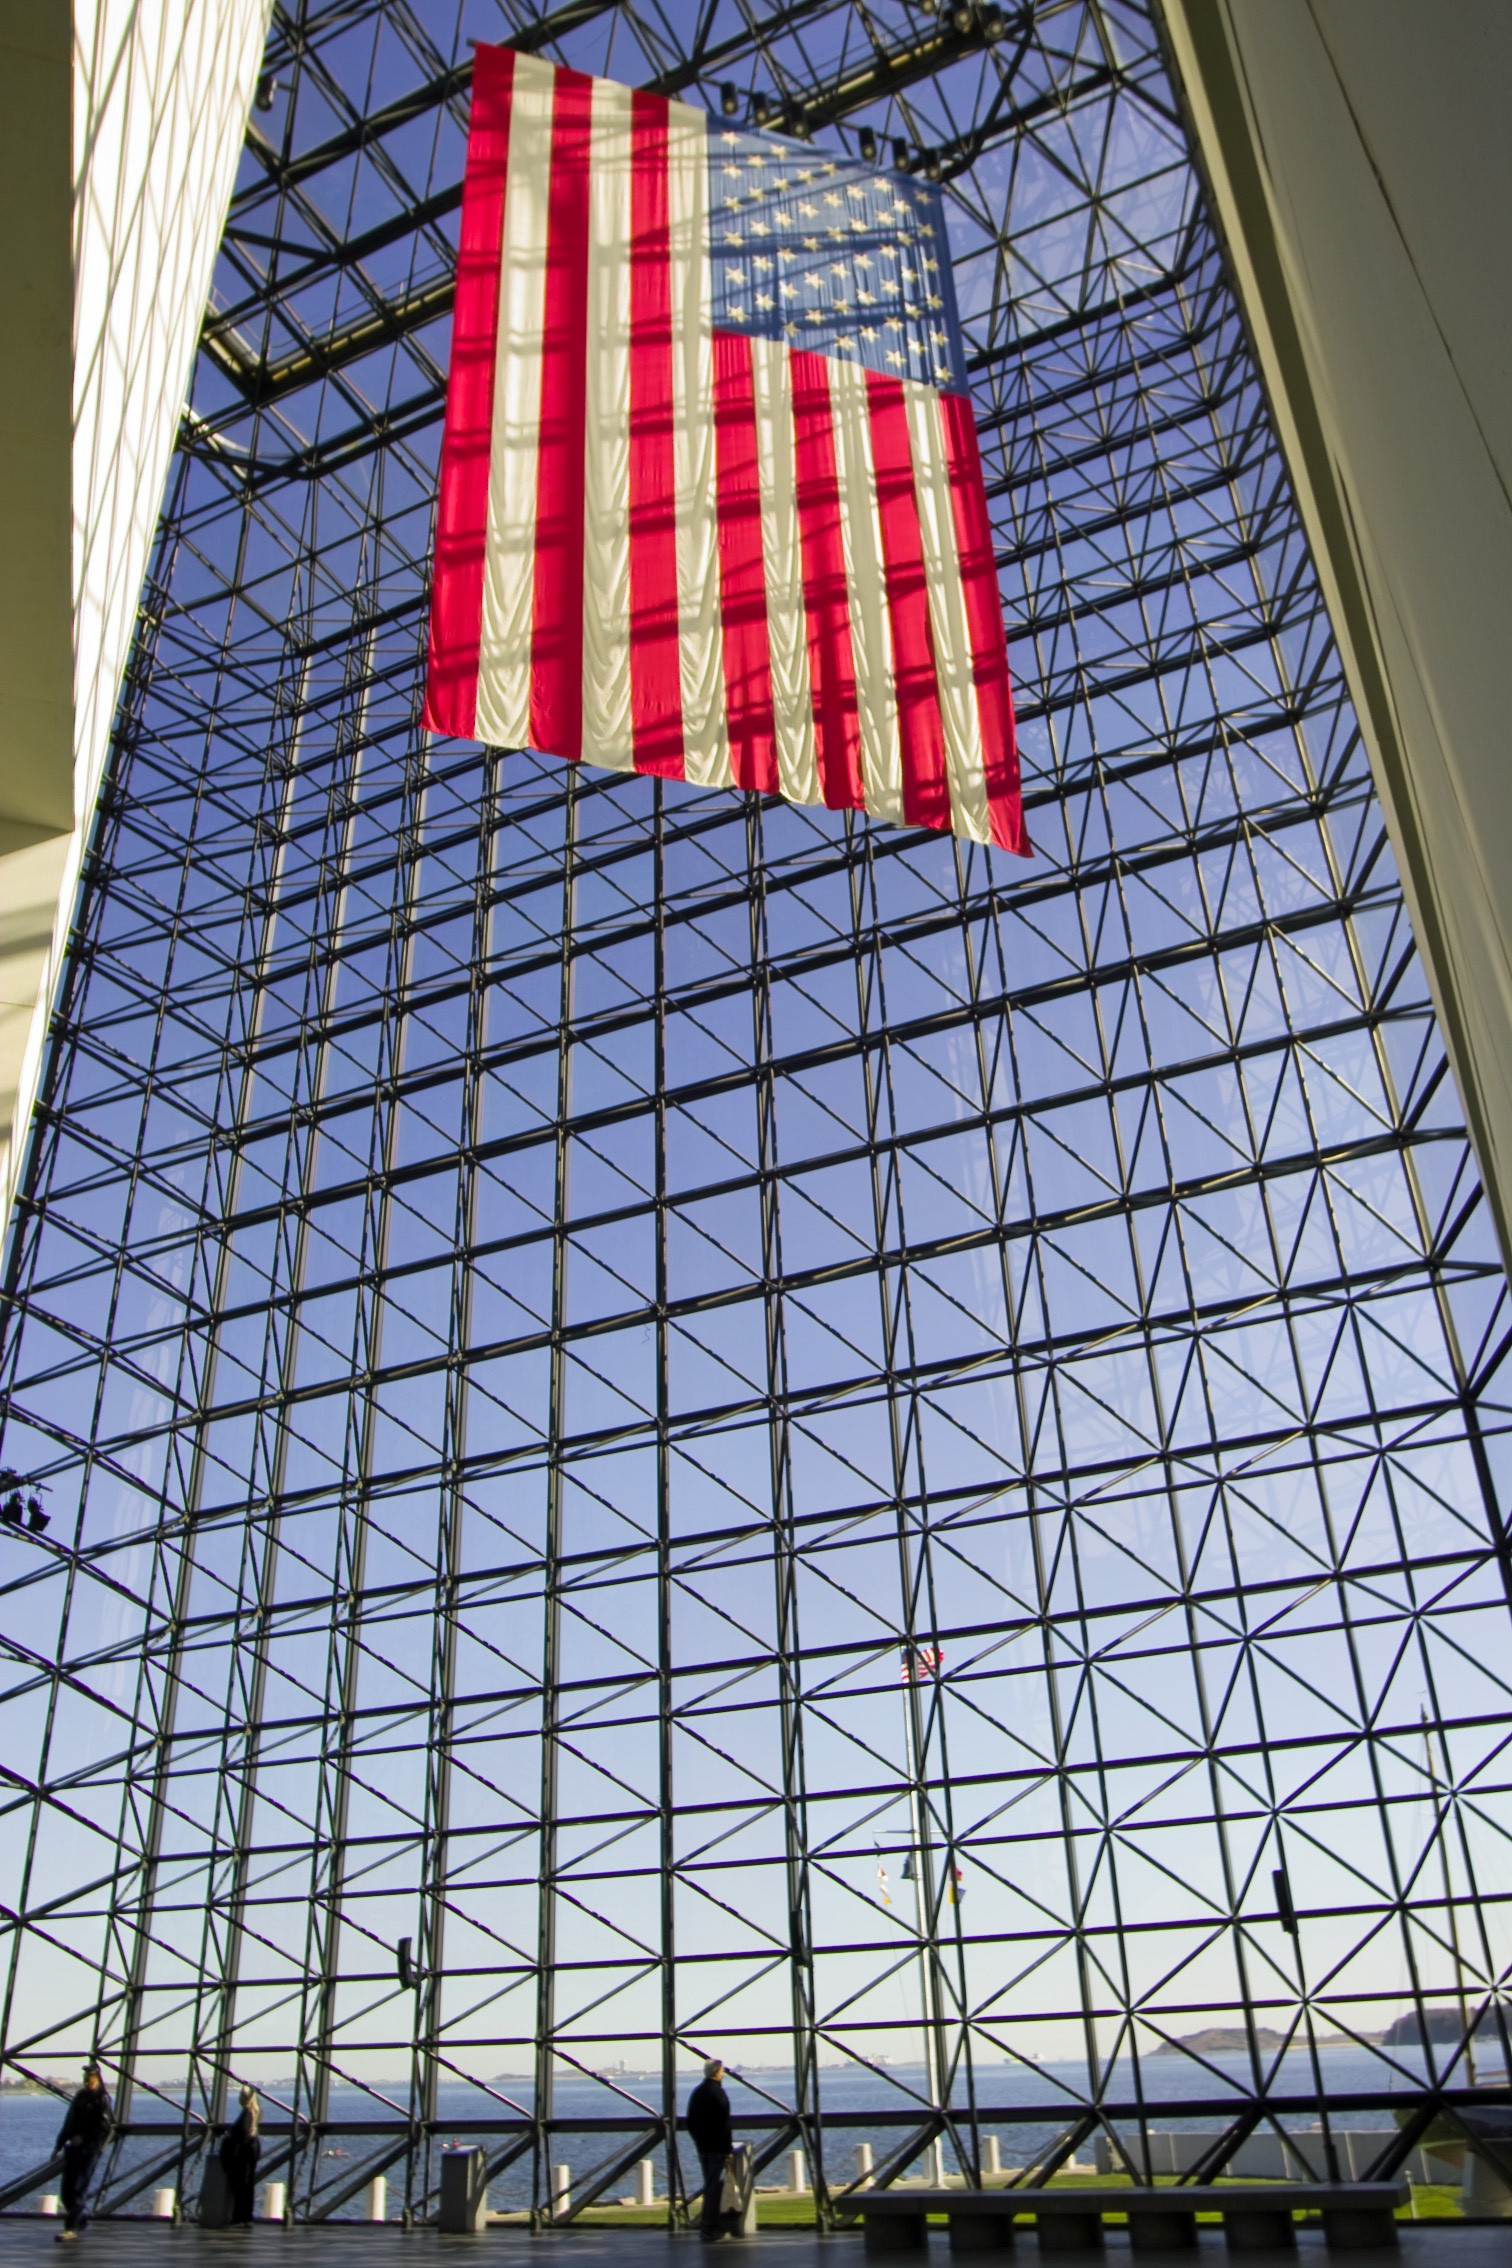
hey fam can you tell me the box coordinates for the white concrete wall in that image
[1159,0,1512,1274]
[0,0,272,1238]
[0,8,72,1252]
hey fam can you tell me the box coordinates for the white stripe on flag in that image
[666,97,731,789]
[475,52,555,750]
[903,380,991,844]
[826,357,902,824]
[580,72,635,769]
[749,337,820,807]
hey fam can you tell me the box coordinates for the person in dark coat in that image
[685,2058,734,2241]
[219,2088,262,2226]
[54,2065,112,2241]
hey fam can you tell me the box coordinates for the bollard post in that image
[727,2145,757,2239]
[983,2136,1001,2179]
[926,2140,945,2188]
[151,2188,176,2219]
[367,2175,387,2222]
[263,2181,287,2223]
[636,2159,655,2208]
[787,2149,806,2194]
[854,2143,873,2187]
[553,2163,572,2217]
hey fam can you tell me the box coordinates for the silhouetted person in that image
[54,2065,112,2241]
[686,2058,733,2242]
[220,2087,262,2226]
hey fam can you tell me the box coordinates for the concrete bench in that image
[851,2181,1408,2255]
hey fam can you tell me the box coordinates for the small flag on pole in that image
[424,46,1027,853]
[900,1644,943,1682]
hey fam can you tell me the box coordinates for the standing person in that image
[220,2088,262,2226]
[53,2065,112,2242]
[685,2058,734,2243]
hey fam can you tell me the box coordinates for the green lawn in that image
[574,2175,1463,2230]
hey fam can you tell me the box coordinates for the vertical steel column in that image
[182,640,323,2159]
[652,784,684,2226]
[289,607,403,2213]
[847,834,960,2155]
[748,804,826,2215]
[531,783,578,2224]
[404,743,497,2214]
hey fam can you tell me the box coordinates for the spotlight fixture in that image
[2,1469,53,1538]
[858,126,878,165]
[982,3,1008,34]
[751,91,771,126]
[397,1937,416,1990]
[892,138,912,172]
[923,147,944,181]
[254,74,276,112]
[720,83,739,117]
[949,2,974,31]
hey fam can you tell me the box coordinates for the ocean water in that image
[0,2047,1458,2218]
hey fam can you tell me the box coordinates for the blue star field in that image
[707,126,968,392]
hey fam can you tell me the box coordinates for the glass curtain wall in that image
[2,0,1511,2224]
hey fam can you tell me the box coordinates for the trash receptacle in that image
[438,2146,488,2233]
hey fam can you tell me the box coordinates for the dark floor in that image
[0,2221,1499,2267]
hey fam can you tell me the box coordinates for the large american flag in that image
[424,45,1027,854]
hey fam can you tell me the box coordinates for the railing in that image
[3,2085,1507,2226]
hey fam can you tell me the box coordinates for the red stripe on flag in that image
[939,391,1028,856]
[790,351,865,812]
[627,89,686,778]
[865,373,951,832]
[422,44,514,739]
[713,331,778,796]
[530,66,593,764]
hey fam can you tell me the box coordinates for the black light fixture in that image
[949,1,974,31]
[982,3,1008,36]
[858,126,878,165]
[1272,1866,1299,1938]
[892,137,912,172]
[720,83,739,118]
[923,147,944,181]
[397,1937,416,1990]
[0,1494,20,1528]
[255,74,276,113]
[751,91,771,127]
[27,1499,48,1535]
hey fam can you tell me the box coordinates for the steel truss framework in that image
[3,0,1512,2230]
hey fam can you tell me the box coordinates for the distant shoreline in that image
[1151,2029,1375,2055]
